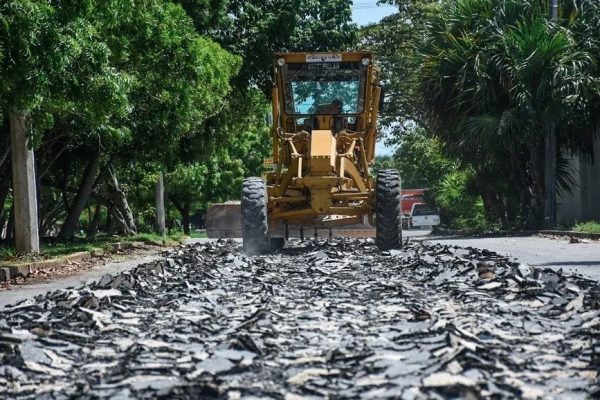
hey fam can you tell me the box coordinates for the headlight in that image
[361,57,371,66]
[277,57,286,66]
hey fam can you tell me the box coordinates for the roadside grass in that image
[0,240,111,261]
[190,229,208,239]
[0,231,193,262]
[573,221,600,234]
[123,232,185,246]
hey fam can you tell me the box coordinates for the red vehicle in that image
[401,189,427,216]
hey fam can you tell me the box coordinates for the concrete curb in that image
[0,251,91,281]
[0,241,152,283]
[539,230,600,240]
[432,227,600,240]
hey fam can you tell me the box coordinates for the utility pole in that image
[9,110,40,254]
[155,171,166,236]
[550,0,558,19]
[544,0,558,229]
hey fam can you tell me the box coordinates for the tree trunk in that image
[58,151,101,240]
[182,204,191,235]
[60,168,71,214]
[106,206,114,235]
[87,204,102,237]
[5,206,15,243]
[507,144,531,227]
[39,201,67,237]
[155,172,166,236]
[106,166,136,235]
[110,205,134,235]
[526,138,545,228]
[0,171,10,225]
[9,110,39,253]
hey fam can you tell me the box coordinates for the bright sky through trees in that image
[352,1,396,26]
[352,1,397,155]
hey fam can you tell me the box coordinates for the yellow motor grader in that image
[206,52,402,254]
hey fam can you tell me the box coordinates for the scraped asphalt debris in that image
[1,239,599,399]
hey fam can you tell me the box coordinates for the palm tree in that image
[419,0,599,227]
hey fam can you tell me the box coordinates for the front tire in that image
[241,177,269,255]
[376,169,403,250]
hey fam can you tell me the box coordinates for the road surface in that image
[1,239,597,399]
[426,235,600,281]
[1,231,598,311]
[0,253,161,309]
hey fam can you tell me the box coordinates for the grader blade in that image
[206,202,375,239]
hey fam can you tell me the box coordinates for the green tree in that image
[435,170,488,230]
[207,0,357,93]
[0,0,133,241]
[419,0,600,227]
[361,0,439,134]
[387,128,454,189]
[165,88,270,233]
[1,0,240,240]
[0,0,131,140]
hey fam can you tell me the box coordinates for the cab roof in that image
[274,52,373,64]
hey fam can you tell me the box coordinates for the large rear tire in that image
[376,169,403,250]
[241,177,269,255]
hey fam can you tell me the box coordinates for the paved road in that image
[426,235,600,281]
[1,230,597,310]
[2,240,597,398]
[0,253,161,309]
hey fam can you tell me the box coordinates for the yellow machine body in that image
[265,51,381,235]
[206,51,383,238]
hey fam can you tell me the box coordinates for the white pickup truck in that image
[408,203,440,229]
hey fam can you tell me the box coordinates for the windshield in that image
[412,204,439,216]
[282,62,367,115]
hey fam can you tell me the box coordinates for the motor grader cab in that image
[237,51,403,254]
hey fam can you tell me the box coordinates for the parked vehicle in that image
[409,203,440,228]
[401,190,426,217]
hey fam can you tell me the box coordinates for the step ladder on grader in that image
[205,52,403,254]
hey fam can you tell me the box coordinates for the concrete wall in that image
[557,137,600,226]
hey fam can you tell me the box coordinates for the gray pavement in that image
[3,239,597,398]
[426,235,600,281]
[1,230,597,309]
[0,253,161,309]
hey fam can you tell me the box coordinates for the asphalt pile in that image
[0,239,599,399]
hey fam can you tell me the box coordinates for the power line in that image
[352,5,396,10]
[351,2,397,10]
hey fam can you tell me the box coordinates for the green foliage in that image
[210,0,357,93]
[419,0,600,227]
[572,221,600,234]
[389,128,455,189]
[110,1,241,162]
[361,0,439,134]
[374,127,488,230]
[173,0,228,34]
[0,0,359,245]
[123,232,187,246]
[166,89,270,214]
[434,170,489,230]
[372,155,397,176]
[0,0,132,141]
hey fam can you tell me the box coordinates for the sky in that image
[351,1,397,27]
[351,1,397,156]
